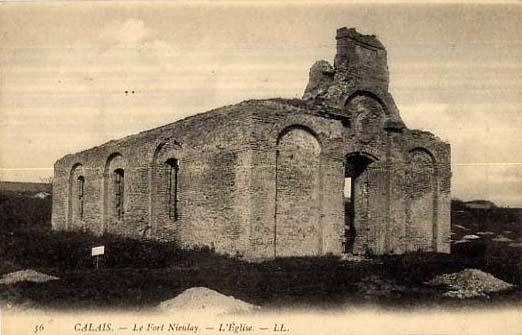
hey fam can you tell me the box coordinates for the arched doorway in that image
[343,153,375,254]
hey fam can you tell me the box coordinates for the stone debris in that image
[158,287,259,315]
[476,231,495,236]
[462,234,480,240]
[453,224,469,231]
[426,269,515,299]
[0,270,59,285]
[492,235,514,242]
[339,254,368,262]
[452,239,471,244]
[32,191,51,199]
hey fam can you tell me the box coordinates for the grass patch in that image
[0,191,521,310]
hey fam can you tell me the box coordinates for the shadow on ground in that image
[0,229,520,311]
[0,190,520,311]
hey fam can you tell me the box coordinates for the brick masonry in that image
[52,27,451,260]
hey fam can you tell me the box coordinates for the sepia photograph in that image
[0,1,520,334]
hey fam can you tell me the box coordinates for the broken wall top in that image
[334,27,389,89]
[303,27,405,130]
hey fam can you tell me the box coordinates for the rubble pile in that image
[0,270,59,285]
[426,269,515,299]
[159,287,259,315]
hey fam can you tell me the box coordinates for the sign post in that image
[91,245,105,270]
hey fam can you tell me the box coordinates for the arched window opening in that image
[68,163,84,229]
[166,158,179,220]
[77,176,85,220]
[114,168,125,220]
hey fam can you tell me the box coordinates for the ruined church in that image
[52,28,451,260]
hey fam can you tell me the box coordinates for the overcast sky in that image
[0,1,521,207]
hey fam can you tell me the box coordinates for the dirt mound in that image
[159,287,259,315]
[453,239,471,244]
[453,224,469,231]
[0,270,59,285]
[492,235,514,242]
[476,231,494,236]
[426,269,515,299]
[32,191,51,199]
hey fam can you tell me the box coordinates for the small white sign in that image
[91,246,105,256]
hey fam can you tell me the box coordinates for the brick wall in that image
[52,99,450,259]
[53,104,256,256]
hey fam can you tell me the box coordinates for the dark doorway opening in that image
[344,154,374,253]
